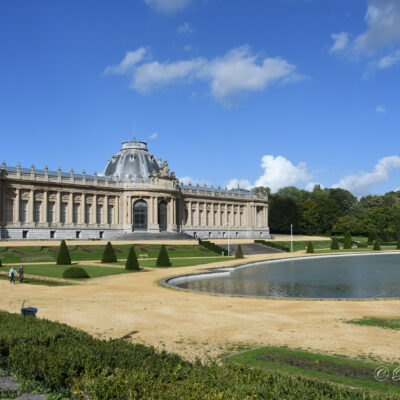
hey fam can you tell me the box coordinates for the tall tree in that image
[269,197,300,233]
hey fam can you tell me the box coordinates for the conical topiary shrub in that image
[125,246,140,270]
[373,239,381,251]
[235,244,244,259]
[101,241,117,263]
[306,241,314,253]
[343,231,352,249]
[156,244,171,267]
[330,238,340,250]
[56,240,71,265]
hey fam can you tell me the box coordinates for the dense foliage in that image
[373,239,381,251]
[101,241,117,263]
[156,244,171,267]
[56,240,71,265]
[343,231,352,249]
[330,238,340,250]
[62,266,90,279]
[0,311,394,400]
[235,244,244,259]
[125,246,140,270]
[306,241,314,253]
[199,240,227,256]
[261,185,400,237]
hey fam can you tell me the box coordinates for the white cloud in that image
[103,48,147,75]
[254,155,311,193]
[377,49,400,68]
[177,22,194,34]
[332,156,400,196]
[149,132,158,139]
[179,176,211,186]
[225,178,252,190]
[375,105,386,113]
[105,46,301,104]
[144,0,191,13]
[330,32,349,53]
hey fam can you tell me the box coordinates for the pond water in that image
[168,253,400,299]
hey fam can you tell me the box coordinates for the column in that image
[103,195,108,225]
[67,192,73,224]
[127,196,132,226]
[0,186,4,223]
[264,206,267,228]
[15,188,20,223]
[42,191,48,223]
[210,203,214,227]
[196,202,200,227]
[154,197,158,225]
[188,201,192,226]
[80,193,86,224]
[29,189,34,223]
[56,192,61,224]
[92,194,97,224]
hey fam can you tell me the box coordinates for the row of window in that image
[185,209,245,227]
[5,199,114,224]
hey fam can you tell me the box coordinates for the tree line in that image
[253,185,400,238]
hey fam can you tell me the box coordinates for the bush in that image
[56,240,71,265]
[101,241,117,263]
[0,258,2,267]
[367,231,378,245]
[199,240,227,255]
[306,241,314,253]
[343,231,352,249]
[235,244,244,259]
[62,267,90,279]
[156,245,171,267]
[125,246,140,270]
[330,238,340,250]
[356,241,369,248]
[373,239,381,251]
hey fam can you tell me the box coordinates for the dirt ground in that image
[2,248,400,364]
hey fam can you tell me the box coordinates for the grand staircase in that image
[114,231,195,241]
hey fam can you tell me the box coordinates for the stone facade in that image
[0,141,269,240]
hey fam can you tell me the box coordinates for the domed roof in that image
[104,140,162,182]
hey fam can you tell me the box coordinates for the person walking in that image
[8,267,16,284]
[18,265,24,283]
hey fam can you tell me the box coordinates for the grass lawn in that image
[348,317,400,330]
[116,257,234,268]
[15,264,138,279]
[0,274,71,286]
[315,246,398,254]
[0,244,221,264]
[228,346,400,394]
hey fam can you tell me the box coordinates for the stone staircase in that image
[114,231,195,241]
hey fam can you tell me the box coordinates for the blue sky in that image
[1,0,399,197]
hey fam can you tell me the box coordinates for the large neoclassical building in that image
[0,140,269,240]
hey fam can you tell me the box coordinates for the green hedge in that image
[199,240,227,256]
[254,240,290,252]
[56,240,71,265]
[101,241,117,263]
[0,311,390,400]
[62,266,90,279]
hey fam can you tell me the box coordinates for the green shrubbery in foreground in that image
[0,312,395,399]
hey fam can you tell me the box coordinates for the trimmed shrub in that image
[367,231,378,245]
[373,239,381,251]
[125,246,140,270]
[356,241,369,248]
[56,240,71,265]
[330,238,340,250]
[199,240,227,255]
[235,244,244,259]
[101,241,117,263]
[306,241,314,253]
[343,231,352,249]
[62,267,90,279]
[156,245,171,267]
[0,258,2,267]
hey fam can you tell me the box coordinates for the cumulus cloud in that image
[330,32,350,53]
[375,105,386,113]
[177,22,194,34]
[103,48,147,75]
[144,0,191,13]
[330,0,400,73]
[104,46,302,104]
[149,132,158,139]
[254,155,311,193]
[225,178,252,190]
[332,156,400,196]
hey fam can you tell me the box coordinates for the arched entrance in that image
[158,200,167,231]
[133,200,147,231]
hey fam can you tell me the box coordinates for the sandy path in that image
[2,252,400,363]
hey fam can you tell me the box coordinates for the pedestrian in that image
[8,267,16,284]
[18,265,24,283]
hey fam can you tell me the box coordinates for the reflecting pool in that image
[169,254,400,299]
